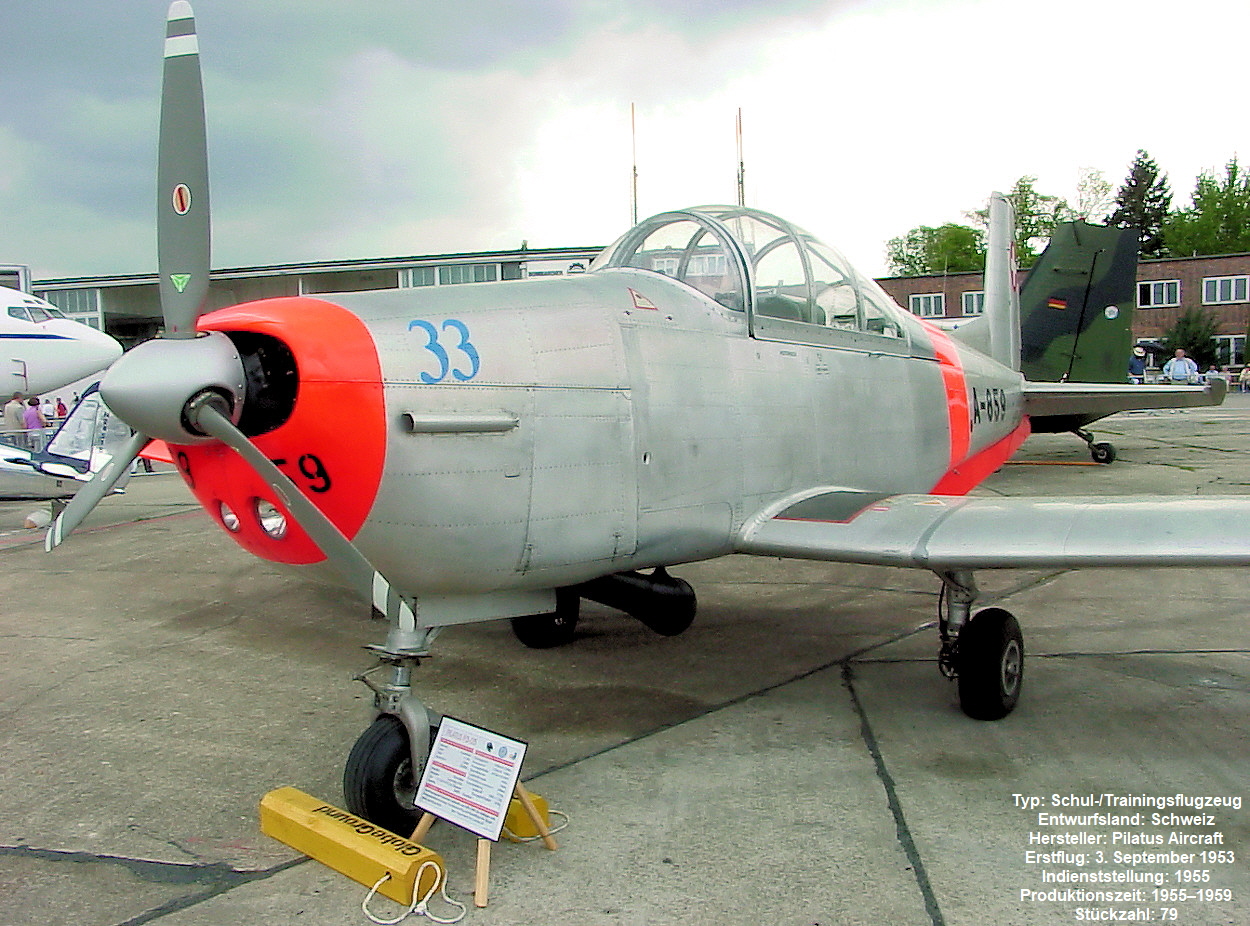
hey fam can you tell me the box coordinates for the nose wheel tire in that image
[343,714,422,835]
[956,607,1024,721]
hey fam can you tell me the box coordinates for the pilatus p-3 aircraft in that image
[47,3,1245,834]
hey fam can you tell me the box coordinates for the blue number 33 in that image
[408,319,481,384]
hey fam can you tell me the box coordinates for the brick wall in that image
[1134,253,1250,341]
[876,253,1250,351]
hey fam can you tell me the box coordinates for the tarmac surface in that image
[2,397,1249,925]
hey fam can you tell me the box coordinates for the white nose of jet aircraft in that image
[0,286,124,396]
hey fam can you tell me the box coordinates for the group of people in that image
[2,392,70,450]
[1129,347,1248,389]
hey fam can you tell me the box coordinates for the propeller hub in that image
[100,330,246,444]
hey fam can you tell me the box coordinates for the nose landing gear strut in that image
[343,626,440,835]
[936,570,1024,721]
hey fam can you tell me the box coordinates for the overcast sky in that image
[1,0,1245,281]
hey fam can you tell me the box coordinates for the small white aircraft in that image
[0,287,122,398]
[45,3,1249,835]
[0,384,137,499]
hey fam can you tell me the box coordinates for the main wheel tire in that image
[956,607,1024,721]
[1090,442,1116,464]
[510,589,580,648]
[639,575,697,636]
[343,715,421,835]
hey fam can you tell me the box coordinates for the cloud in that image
[206,0,846,264]
[3,0,1248,281]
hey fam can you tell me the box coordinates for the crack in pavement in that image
[0,844,306,926]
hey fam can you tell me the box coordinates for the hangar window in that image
[39,287,100,319]
[439,264,498,285]
[1138,280,1179,308]
[1215,334,1245,366]
[402,267,437,288]
[909,293,945,317]
[1203,275,1248,305]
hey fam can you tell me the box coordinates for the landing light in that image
[219,501,240,533]
[255,499,288,539]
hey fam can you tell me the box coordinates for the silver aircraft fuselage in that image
[172,208,1025,620]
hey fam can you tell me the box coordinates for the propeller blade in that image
[157,1,211,338]
[190,401,419,636]
[45,430,150,551]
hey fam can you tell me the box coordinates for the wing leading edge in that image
[736,489,1250,571]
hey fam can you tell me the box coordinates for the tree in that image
[969,176,1073,267]
[1106,150,1171,259]
[1163,157,1250,257]
[1075,167,1114,223]
[1161,307,1220,369]
[885,223,985,276]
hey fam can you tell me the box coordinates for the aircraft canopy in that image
[593,206,906,339]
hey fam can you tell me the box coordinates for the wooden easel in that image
[411,782,557,908]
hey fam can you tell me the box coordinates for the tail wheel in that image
[343,715,422,835]
[1090,442,1117,464]
[956,607,1024,721]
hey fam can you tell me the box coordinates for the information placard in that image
[415,716,527,842]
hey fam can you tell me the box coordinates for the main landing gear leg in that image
[936,570,1024,721]
[1074,427,1117,464]
[343,619,441,835]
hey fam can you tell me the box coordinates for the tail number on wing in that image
[407,319,481,384]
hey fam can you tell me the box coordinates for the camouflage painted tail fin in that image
[1019,221,1138,383]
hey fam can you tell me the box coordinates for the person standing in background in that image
[3,393,24,441]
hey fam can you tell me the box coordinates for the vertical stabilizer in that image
[984,192,1021,371]
[1018,222,1137,383]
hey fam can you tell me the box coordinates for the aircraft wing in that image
[736,489,1250,570]
[1024,378,1226,433]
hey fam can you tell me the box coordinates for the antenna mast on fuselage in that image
[736,108,745,207]
[631,102,639,226]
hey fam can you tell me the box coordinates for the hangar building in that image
[32,245,600,349]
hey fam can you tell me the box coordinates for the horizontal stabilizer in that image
[1024,378,1226,433]
[737,489,1250,570]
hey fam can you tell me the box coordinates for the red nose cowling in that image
[173,296,387,565]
